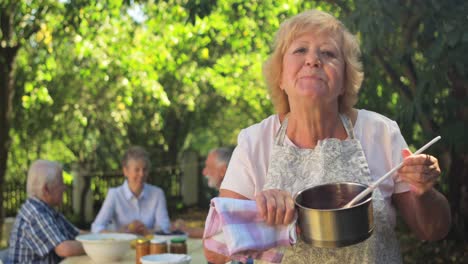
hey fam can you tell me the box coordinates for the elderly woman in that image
[204,10,450,263]
[91,146,171,236]
[7,160,85,263]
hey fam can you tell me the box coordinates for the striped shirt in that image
[7,197,79,264]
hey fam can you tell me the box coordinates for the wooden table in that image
[61,238,205,264]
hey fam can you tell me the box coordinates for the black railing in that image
[2,165,185,221]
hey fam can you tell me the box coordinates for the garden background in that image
[0,0,467,262]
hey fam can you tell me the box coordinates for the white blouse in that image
[221,109,411,227]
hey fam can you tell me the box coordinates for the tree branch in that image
[375,48,436,134]
[401,7,422,90]
[320,0,351,14]
[448,66,468,120]
[374,48,414,101]
[0,5,13,42]
[403,55,418,90]
[22,5,48,40]
[403,10,421,46]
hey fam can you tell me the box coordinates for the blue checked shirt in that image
[6,197,79,264]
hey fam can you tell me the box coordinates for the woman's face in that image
[280,30,345,109]
[123,158,148,193]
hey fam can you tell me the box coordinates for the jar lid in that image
[151,238,167,244]
[170,237,186,243]
[136,238,149,244]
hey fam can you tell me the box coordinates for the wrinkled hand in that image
[126,220,149,236]
[172,219,186,231]
[255,189,295,225]
[398,149,441,196]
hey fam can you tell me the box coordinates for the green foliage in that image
[2,0,467,259]
[6,0,333,173]
[349,0,468,147]
[345,0,468,245]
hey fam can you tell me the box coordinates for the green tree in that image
[0,0,64,241]
[344,0,468,242]
[2,2,466,258]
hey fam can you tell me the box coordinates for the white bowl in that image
[141,253,191,264]
[76,233,137,263]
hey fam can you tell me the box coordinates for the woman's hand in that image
[124,220,149,236]
[172,219,186,230]
[397,149,441,196]
[255,189,295,225]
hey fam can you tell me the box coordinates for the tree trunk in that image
[447,69,468,241]
[0,45,19,244]
[79,176,91,225]
[448,151,468,241]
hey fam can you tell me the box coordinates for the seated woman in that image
[91,146,171,236]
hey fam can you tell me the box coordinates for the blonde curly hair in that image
[263,10,364,114]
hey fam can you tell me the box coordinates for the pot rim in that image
[293,181,372,212]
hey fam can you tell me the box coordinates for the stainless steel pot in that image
[294,182,374,248]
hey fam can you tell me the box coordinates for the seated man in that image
[174,147,233,238]
[6,160,85,264]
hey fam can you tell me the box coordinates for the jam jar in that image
[169,237,187,254]
[135,238,150,264]
[150,238,168,254]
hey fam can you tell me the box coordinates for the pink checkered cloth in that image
[203,197,297,263]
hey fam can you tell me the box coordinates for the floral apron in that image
[260,114,402,263]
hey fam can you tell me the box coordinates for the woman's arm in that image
[393,149,451,241]
[393,189,451,241]
[91,189,115,233]
[154,189,171,233]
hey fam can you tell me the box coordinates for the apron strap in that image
[339,113,355,139]
[275,115,289,146]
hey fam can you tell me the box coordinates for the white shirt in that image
[91,180,171,233]
[221,109,410,203]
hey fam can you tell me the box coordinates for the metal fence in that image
[2,165,185,220]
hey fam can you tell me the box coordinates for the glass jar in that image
[169,237,187,254]
[150,238,168,254]
[135,239,150,264]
